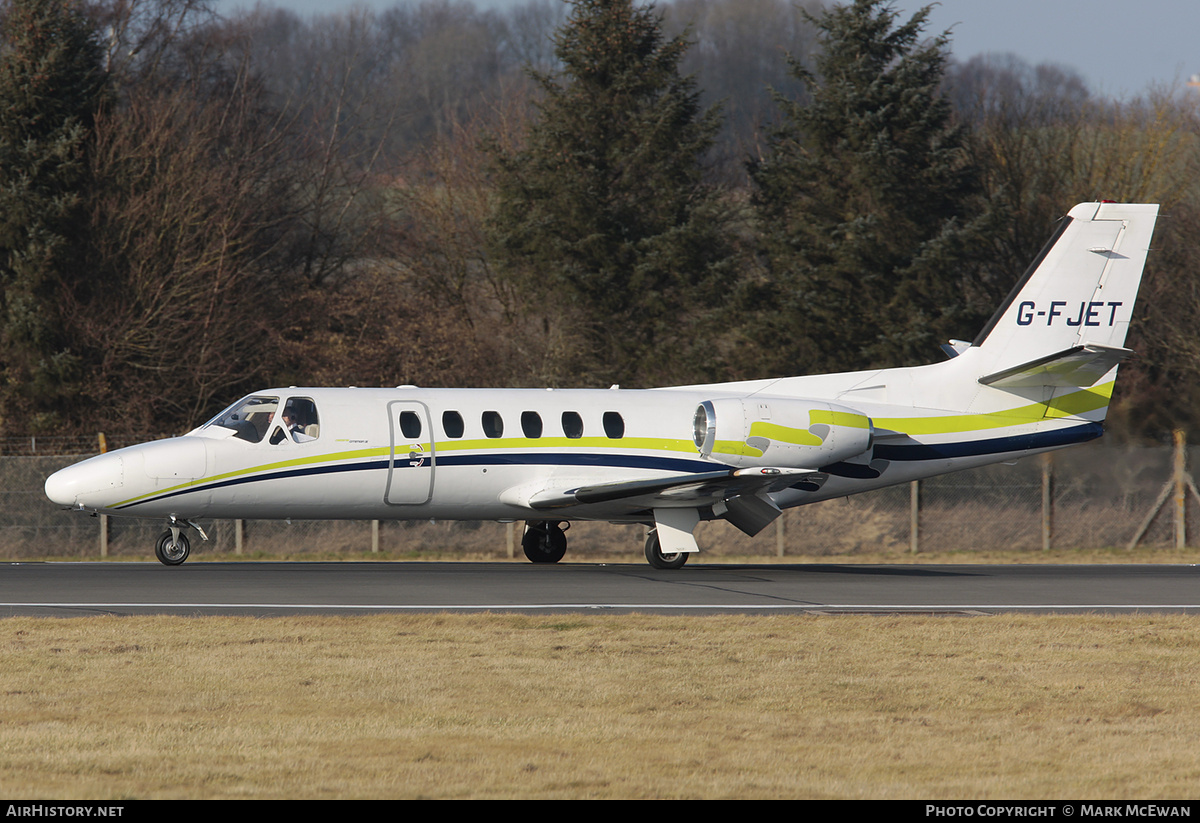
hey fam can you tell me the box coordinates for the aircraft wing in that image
[523,467,826,511]
[978,343,1133,389]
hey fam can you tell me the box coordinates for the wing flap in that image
[525,467,826,511]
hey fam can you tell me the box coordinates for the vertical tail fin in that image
[972,202,1158,387]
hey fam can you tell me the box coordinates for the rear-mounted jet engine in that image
[693,397,873,468]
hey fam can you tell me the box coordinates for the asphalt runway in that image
[2,560,1200,616]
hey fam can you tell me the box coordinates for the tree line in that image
[1,0,1198,443]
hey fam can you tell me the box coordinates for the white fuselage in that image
[44,359,1106,525]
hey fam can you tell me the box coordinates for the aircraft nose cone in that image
[44,453,124,509]
[45,466,83,507]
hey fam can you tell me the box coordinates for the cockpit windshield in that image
[204,396,280,443]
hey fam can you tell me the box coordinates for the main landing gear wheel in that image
[155,530,191,566]
[644,529,688,570]
[522,521,568,563]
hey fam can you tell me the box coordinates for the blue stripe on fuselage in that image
[113,453,718,511]
[872,422,1103,461]
[114,423,1103,512]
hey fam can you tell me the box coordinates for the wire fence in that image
[8,437,1200,560]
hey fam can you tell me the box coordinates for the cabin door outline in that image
[385,400,435,505]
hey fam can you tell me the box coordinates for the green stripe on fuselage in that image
[114,445,392,509]
[115,385,1112,509]
[873,382,1114,435]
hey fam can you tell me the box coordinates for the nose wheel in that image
[155,529,190,565]
[153,519,208,565]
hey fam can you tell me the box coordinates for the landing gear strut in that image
[522,521,568,563]
[644,529,688,570]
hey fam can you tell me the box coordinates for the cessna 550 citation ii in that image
[45,202,1159,568]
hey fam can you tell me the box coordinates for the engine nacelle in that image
[693,396,872,468]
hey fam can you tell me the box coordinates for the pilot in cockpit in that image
[282,409,316,443]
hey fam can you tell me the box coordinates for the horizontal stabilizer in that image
[978,344,1133,389]
[525,467,824,511]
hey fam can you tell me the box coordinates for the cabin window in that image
[442,410,464,438]
[562,412,583,439]
[482,411,504,438]
[521,411,543,439]
[207,395,279,443]
[399,411,423,439]
[282,397,320,442]
[603,411,625,439]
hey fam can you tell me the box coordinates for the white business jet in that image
[45,202,1159,568]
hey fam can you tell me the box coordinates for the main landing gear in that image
[154,519,208,566]
[520,521,690,569]
[522,521,568,563]
[644,529,688,570]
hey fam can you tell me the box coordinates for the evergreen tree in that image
[750,0,992,375]
[488,0,735,386]
[0,0,108,433]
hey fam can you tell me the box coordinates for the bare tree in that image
[74,50,299,431]
[955,56,1199,314]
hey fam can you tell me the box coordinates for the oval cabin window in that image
[521,411,543,439]
[399,411,422,439]
[482,411,504,438]
[562,411,583,439]
[442,410,464,438]
[603,411,625,439]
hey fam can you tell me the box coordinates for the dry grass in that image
[3,613,1200,799]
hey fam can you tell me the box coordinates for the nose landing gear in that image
[155,529,190,565]
[154,519,209,566]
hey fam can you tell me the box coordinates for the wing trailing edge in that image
[521,467,826,511]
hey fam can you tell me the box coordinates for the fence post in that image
[98,432,108,558]
[234,519,244,555]
[909,480,920,554]
[1175,429,1187,549]
[1127,429,1200,550]
[506,522,515,559]
[1041,453,1053,552]
[371,519,380,553]
[776,510,786,557]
